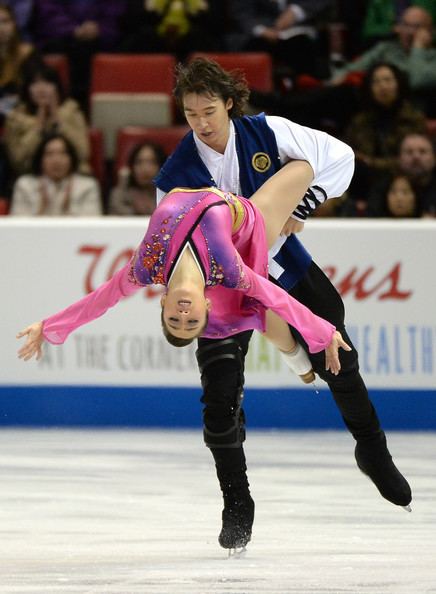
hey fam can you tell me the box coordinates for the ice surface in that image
[0,429,435,594]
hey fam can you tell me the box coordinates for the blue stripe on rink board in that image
[0,386,435,429]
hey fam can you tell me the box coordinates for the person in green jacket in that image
[362,0,436,44]
[331,6,436,92]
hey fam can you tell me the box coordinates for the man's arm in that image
[226,0,276,36]
[407,47,436,89]
[276,0,333,29]
[293,0,333,21]
[266,115,355,221]
[330,41,389,83]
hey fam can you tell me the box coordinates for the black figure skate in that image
[218,474,255,556]
[355,432,412,512]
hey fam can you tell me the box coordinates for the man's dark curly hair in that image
[173,58,250,119]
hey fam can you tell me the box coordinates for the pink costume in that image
[43,188,335,352]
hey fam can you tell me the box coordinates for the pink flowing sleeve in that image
[42,262,141,345]
[238,262,335,353]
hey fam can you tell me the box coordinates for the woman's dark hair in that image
[173,58,250,118]
[31,132,79,176]
[383,174,418,217]
[160,307,209,347]
[19,62,65,113]
[361,62,409,110]
[127,141,167,188]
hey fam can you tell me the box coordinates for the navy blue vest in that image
[154,113,312,289]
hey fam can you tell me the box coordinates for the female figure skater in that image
[17,161,350,375]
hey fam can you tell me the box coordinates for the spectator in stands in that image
[374,174,419,217]
[32,0,126,109]
[249,5,436,130]
[344,62,426,216]
[4,62,90,176]
[225,0,334,79]
[119,0,223,58]
[331,6,436,115]
[0,2,35,122]
[397,132,436,216]
[367,132,436,217]
[10,132,101,216]
[330,0,367,60]
[2,0,34,41]
[108,141,166,216]
[360,1,436,50]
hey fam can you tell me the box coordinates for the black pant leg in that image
[288,261,382,441]
[196,331,253,476]
[196,332,256,547]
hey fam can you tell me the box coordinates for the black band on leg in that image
[202,408,246,449]
[196,338,242,373]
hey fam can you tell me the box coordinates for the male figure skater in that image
[155,58,412,551]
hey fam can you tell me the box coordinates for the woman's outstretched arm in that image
[237,261,351,374]
[17,262,141,360]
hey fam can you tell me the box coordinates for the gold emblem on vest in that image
[251,152,271,173]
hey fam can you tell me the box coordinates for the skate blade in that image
[227,546,247,558]
[402,504,412,513]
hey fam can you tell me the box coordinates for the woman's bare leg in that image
[250,161,314,248]
[263,310,315,383]
[263,310,297,352]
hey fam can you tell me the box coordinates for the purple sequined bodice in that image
[131,188,243,289]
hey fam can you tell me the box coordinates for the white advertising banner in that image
[1,218,435,389]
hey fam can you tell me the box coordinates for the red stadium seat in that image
[90,54,176,96]
[114,125,190,175]
[189,52,273,91]
[91,94,173,158]
[0,197,9,215]
[43,54,70,93]
[426,119,436,139]
[90,54,177,157]
[88,128,105,189]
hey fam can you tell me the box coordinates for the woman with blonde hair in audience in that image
[0,2,35,122]
[10,132,101,216]
[4,61,90,176]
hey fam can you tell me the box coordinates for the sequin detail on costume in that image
[133,215,173,285]
[132,188,249,290]
[133,191,213,286]
[235,255,251,290]
[208,257,225,285]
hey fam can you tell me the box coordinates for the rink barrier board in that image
[3,219,436,427]
[0,386,435,429]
